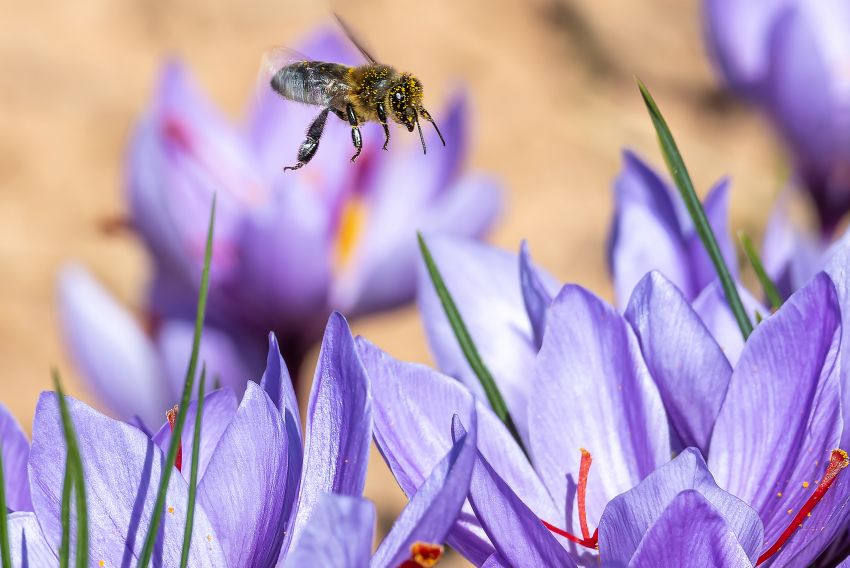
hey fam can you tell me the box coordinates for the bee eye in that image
[394,92,403,101]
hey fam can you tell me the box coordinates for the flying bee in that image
[264,16,445,171]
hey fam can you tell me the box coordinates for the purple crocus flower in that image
[59,23,500,424]
[367,234,849,566]
[6,312,372,566]
[703,0,850,232]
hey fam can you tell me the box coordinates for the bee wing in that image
[333,13,380,64]
[255,46,311,97]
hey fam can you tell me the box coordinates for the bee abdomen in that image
[271,61,350,108]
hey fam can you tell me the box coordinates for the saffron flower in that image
[365,235,850,566]
[703,0,850,232]
[6,312,372,566]
[59,24,501,424]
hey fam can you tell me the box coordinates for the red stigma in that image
[162,116,194,154]
[165,405,183,472]
[396,542,443,567]
[542,449,599,550]
[756,449,849,565]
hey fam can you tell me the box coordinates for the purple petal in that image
[627,490,754,568]
[197,382,289,567]
[466,448,577,567]
[0,403,31,511]
[415,236,544,442]
[708,273,843,553]
[290,313,371,545]
[598,448,763,565]
[358,338,558,565]
[529,285,670,529]
[826,231,850,449]
[282,494,374,568]
[29,393,225,566]
[520,241,558,350]
[686,178,738,292]
[57,265,169,427]
[624,271,732,454]
[761,189,821,299]
[692,280,766,365]
[152,388,238,481]
[8,511,57,565]
[373,414,477,567]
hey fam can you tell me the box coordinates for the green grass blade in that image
[59,462,72,568]
[52,370,88,568]
[180,364,206,568]
[137,195,216,568]
[0,447,12,568]
[417,234,528,455]
[738,231,783,311]
[636,79,753,340]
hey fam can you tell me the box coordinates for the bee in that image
[266,16,445,171]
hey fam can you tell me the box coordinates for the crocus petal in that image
[825,230,850,448]
[416,236,551,443]
[0,403,32,511]
[57,265,169,428]
[692,280,766,366]
[29,393,225,566]
[156,320,252,400]
[529,285,670,529]
[282,494,375,568]
[465,447,577,567]
[358,338,558,565]
[8,511,57,565]
[686,178,738,292]
[520,241,558,350]
[624,271,732,454]
[197,382,289,567]
[708,273,843,552]
[598,448,763,565]
[372,414,477,568]
[291,313,372,546]
[761,189,821,299]
[152,388,238,481]
[627,490,754,568]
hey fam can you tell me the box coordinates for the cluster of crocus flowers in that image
[59,23,501,427]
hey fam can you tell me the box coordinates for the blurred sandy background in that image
[1,0,785,562]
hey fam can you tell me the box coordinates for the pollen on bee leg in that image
[396,542,443,568]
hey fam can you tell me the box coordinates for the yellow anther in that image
[803,481,810,488]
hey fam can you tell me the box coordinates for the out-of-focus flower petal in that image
[761,189,821,299]
[197,382,289,567]
[8,511,57,565]
[519,241,558,350]
[0,403,32,511]
[625,272,732,454]
[358,338,558,565]
[708,273,843,556]
[627,491,755,568]
[291,313,371,546]
[152,388,238,482]
[29,393,226,566]
[282,494,374,568]
[372,414,476,568]
[529,285,670,529]
[416,236,546,442]
[598,448,763,565]
[57,265,168,428]
[692,280,766,366]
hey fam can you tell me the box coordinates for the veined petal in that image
[8,511,57,565]
[57,265,169,428]
[29,393,226,566]
[529,285,670,529]
[291,313,371,546]
[686,178,738,293]
[197,382,290,567]
[625,271,732,454]
[692,280,766,366]
[520,240,559,350]
[0,402,32,511]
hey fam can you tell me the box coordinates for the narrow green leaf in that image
[59,463,72,568]
[180,364,206,568]
[754,309,764,324]
[137,195,216,568]
[52,370,88,568]
[636,79,753,340]
[0,447,12,568]
[738,231,783,311]
[417,233,528,455]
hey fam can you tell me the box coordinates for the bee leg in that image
[346,103,363,163]
[419,108,446,146]
[283,108,330,171]
[377,102,390,150]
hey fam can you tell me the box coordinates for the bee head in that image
[387,74,424,132]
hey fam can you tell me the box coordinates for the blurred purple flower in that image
[365,234,850,566]
[704,0,850,232]
[10,312,372,566]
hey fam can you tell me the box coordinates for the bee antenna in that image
[416,117,427,155]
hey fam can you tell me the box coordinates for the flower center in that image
[165,405,183,472]
[755,448,849,565]
[396,542,443,567]
[542,448,599,549]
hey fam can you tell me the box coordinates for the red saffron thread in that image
[542,449,598,549]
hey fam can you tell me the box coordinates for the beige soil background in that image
[1,0,785,563]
